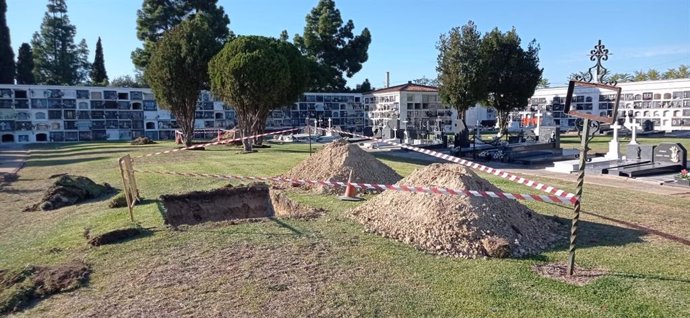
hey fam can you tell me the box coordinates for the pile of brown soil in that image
[87,227,150,246]
[0,262,90,314]
[283,139,402,192]
[26,175,114,211]
[270,190,324,219]
[130,136,156,145]
[351,163,564,258]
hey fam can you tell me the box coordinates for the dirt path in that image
[504,167,690,196]
[0,144,28,181]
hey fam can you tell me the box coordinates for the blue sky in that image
[5,0,690,88]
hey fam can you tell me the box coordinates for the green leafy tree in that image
[662,65,689,79]
[145,15,222,147]
[31,0,90,85]
[633,70,649,81]
[132,0,231,74]
[482,27,542,136]
[90,37,108,85]
[355,78,372,92]
[16,43,35,84]
[293,0,371,92]
[279,30,289,42]
[646,69,660,80]
[209,36,310,152]
[0,0,15,84]
[412,76,439,87]
[537,77,550,88]
[110,75,148,88]
[608,73,633,83]
[436,21,487,142]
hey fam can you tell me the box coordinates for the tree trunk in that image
[497,110,509,138]
[183,129,193,147]
[253,112,269,146]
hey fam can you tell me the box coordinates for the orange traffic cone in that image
[338,170,363,201]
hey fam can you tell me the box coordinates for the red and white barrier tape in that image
[134,128,299,159]
[133,169,578,206]
[316,127,577,200]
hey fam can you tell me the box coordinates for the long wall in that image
[0,84,368,143]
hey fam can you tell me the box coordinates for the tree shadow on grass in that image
[28,149,145,159]
[546,215,647,251]
[24,156,110,167]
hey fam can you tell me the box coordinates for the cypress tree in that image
[90,37,108,85]
[31,0,90,85]
[0,0,15,84]
[16,43,35,84]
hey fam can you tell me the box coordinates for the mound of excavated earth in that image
[351,163,564,258]
[283,139,402,191]
[26,175,113,211]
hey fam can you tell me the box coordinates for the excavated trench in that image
[160,183,322,226]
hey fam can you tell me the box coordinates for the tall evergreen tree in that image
[0,0,15,84]
[293,0,371,92]
[482,27,542,136]
[436,21,487,145]
[145,15,223,147]
[31,0,90,85]
[132,0,231,73]
[90,37,108,85]
[16,43,35,84]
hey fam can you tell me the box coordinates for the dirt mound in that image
[284,139,402,191]
[130,136,156,145]
[270,190,324,219]
[0,262,90,314]
[87,227,151,246]
[351,163,564,258]
[26,175,114,211]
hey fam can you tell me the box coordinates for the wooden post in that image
[118,155,135,222]
[123,155,140,201]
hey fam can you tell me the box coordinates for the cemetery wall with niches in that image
[0,85,367,143]
[528,78,690,131]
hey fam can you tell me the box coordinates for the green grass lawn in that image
[1,141,689,317]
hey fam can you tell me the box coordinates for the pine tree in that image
[16,43,35,84]
[132,0,231,72]
[31,0,90,85]
[0,0,15,84]
[90,37,108,85]
[293,0,371,92]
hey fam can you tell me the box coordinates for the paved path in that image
[0,144,29,179]
[369,147,690,197]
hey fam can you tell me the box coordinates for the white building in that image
[526,79,690,131]
[363,82,460,139]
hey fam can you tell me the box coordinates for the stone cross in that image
[605,122,622,159]
[629,119,640,145]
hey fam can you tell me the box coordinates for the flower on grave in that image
[679,169,689,180]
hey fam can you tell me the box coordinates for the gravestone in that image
[653,143,687,167]
[626,144,655,161]
[538,126,560,148]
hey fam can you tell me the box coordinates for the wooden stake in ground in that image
[118,155,137,222]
